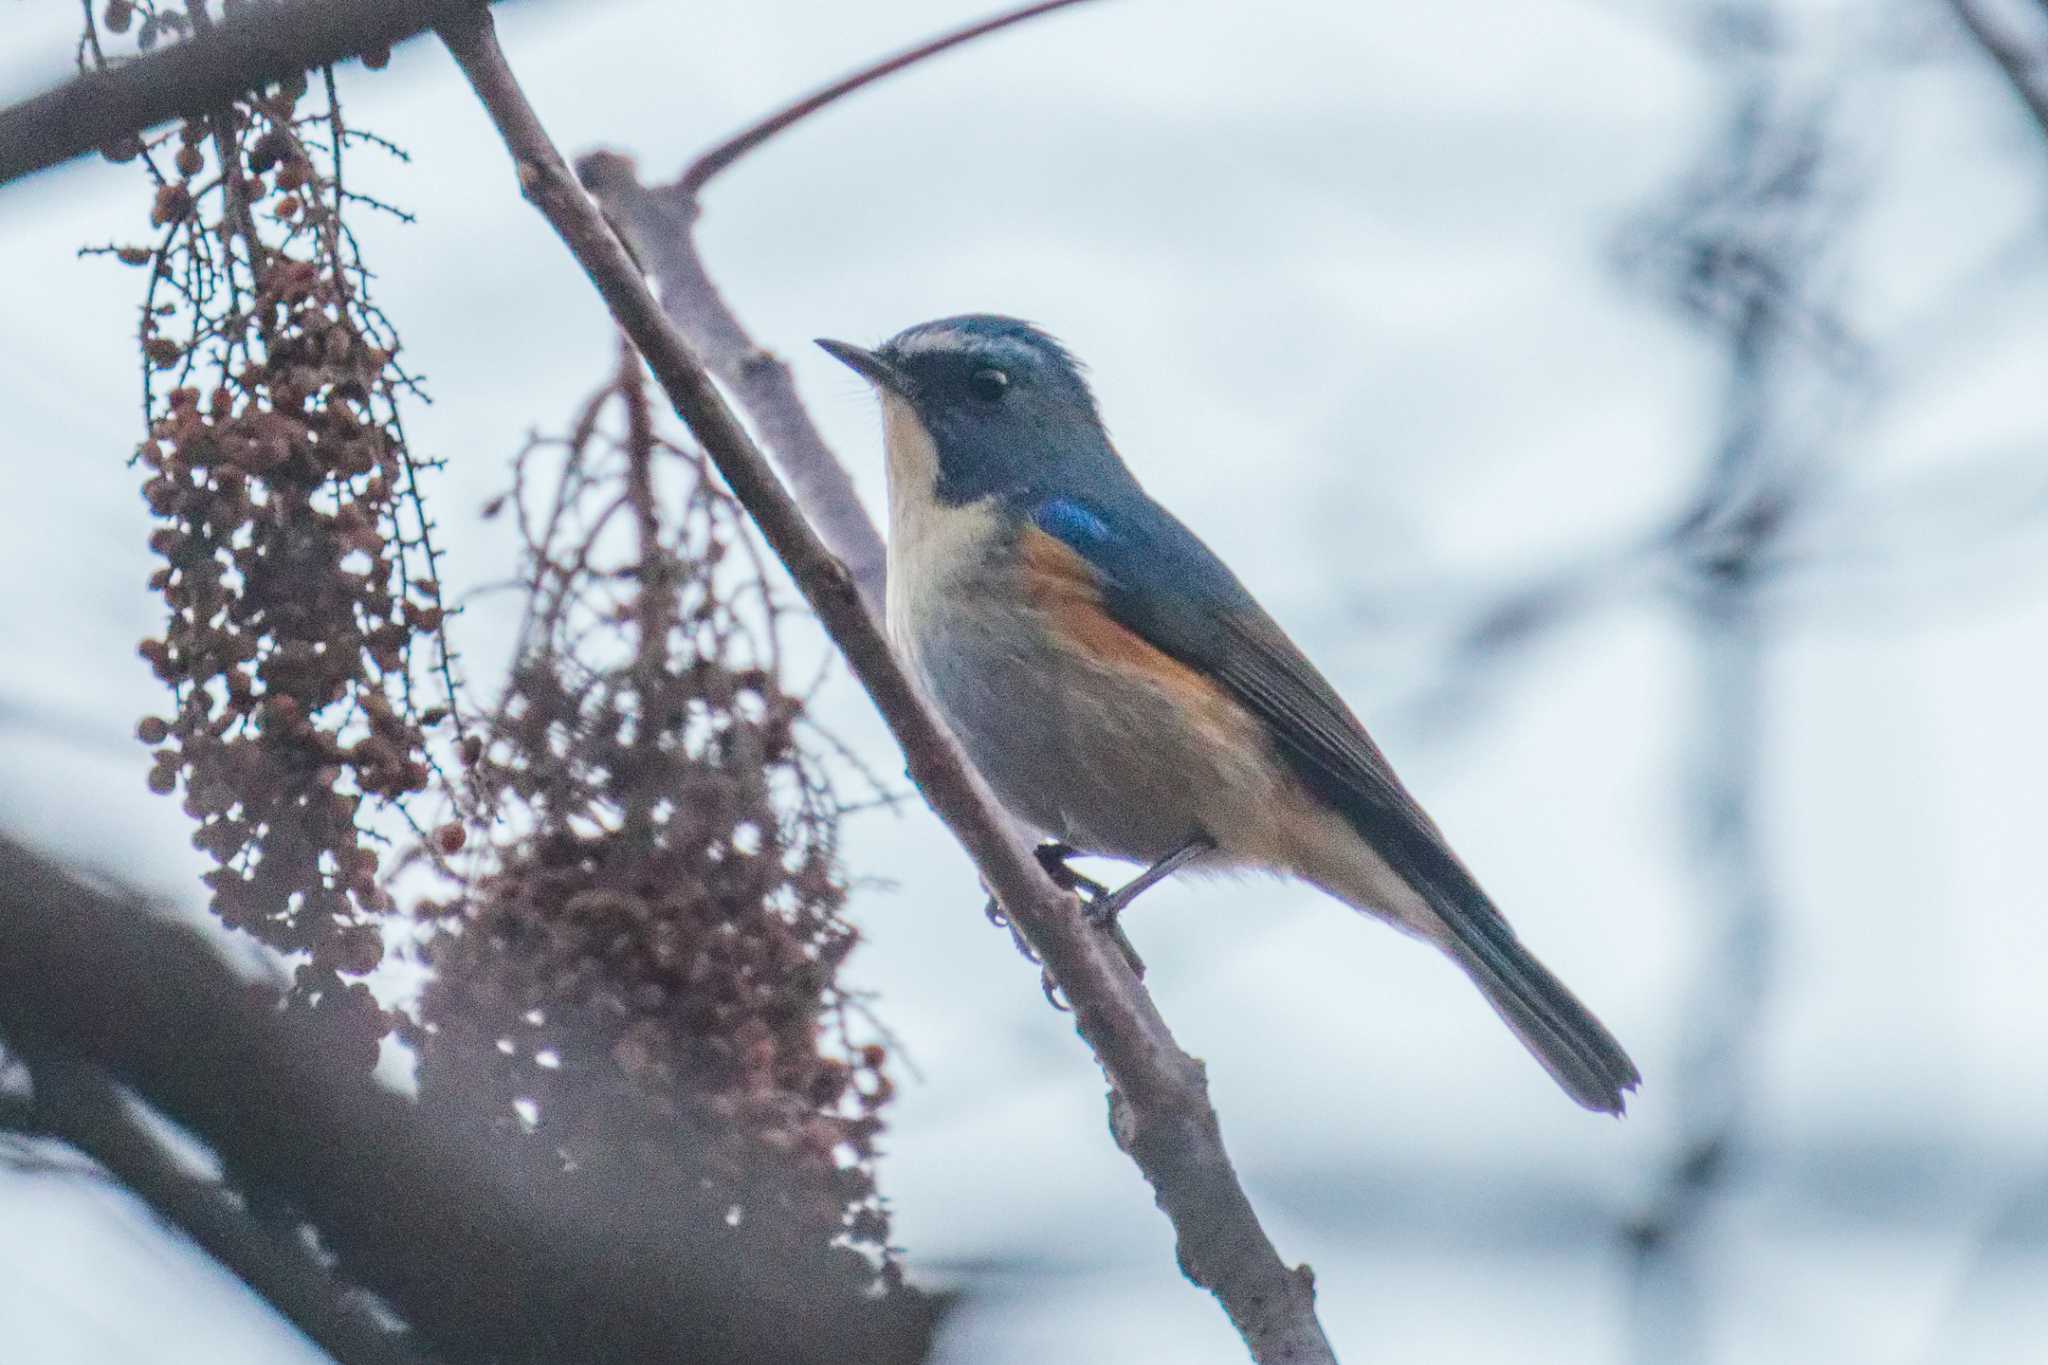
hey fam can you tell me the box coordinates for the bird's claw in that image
[1035,841,1147,978]
[982,886,1040,965]
[985,844,1149,1005]
[1033,841,1107,900]
[1039,967,1070,1012]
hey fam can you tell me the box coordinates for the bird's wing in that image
[1030,491,1641,1113]
[1028,492,1491,925]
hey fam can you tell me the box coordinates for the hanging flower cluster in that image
[89,3,455,1059]
[83,0,913,1321]
[408,347,905,1300]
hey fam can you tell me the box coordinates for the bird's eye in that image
[967,367,1010,402]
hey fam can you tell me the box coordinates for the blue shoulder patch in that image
[1033,496,1114,549]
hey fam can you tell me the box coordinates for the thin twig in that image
[437,13,1336,1361]
[680,0,1098,196]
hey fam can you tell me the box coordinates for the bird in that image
[818,314,1641,1114]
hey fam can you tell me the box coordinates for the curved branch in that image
[439,14,1336,1362]
[677,0,1098,196]
[578,148,890,615]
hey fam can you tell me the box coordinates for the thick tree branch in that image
[0,0,504,189]
[575,0,1100,618]
[438,13,1335,1362]
[13,1050,427,1365]
[0,835,935,1365]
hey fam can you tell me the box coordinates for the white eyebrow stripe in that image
[889,327,1040,365]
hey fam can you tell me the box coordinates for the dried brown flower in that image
[408,344,906,1300]
[85,20,459,1053]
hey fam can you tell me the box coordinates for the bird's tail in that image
[1320,807,1641,1113]
[1435,917,1640,1115]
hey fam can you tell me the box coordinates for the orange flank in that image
[1016,526,1244,729]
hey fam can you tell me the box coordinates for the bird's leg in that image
[1032,841,1147,979]
[1034,843,1140,979]
[1086,832,1215,927]
[993,840,1203,983]
[984,843,1103,930]
[982,841,1115,973]
[1033,841,1108,899]
[981,844,1110,996]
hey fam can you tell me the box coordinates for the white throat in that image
[878,392,1002,650]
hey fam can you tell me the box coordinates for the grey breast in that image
[897,554,1224,865]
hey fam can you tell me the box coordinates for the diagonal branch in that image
[0,0,509,190]
[437,12,1337,1363]
[577,0,1100,619]
[1948,0,2048,144]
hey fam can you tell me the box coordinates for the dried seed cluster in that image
[409,355,902,1294]
[85,1,907,1310]
[89,10,455,1048]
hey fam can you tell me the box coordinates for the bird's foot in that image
[1034,842,1148,978]
[1039,966,1070,1012]
[981,881,1040,965]
[982,891,1068,1003]
[992,842,1163,985]
[1033,841,1107,900]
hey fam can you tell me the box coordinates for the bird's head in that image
[819,314,1124,508]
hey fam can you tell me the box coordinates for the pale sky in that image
[3,1,2046,1361]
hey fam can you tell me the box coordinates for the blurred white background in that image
[3,1,2046,1360]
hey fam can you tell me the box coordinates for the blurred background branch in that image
[0,833,936,1363]
[1949,0,2048,140]
[5,1048,425,1365]
[1613,67,1847,1360]
[1326,3,2048,1359]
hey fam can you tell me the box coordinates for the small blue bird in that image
[819,315,1640,1114]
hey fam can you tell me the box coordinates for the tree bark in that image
[0,0,506,189]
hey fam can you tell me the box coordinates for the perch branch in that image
[437,12,1336,1362]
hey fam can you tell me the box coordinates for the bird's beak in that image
[816,338,907,395]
